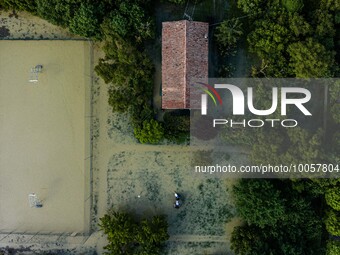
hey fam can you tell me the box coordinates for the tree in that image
[230,197,323,254]
[129,104,155,129]
[233,179,285,227]
[281,128,324,164]
[137,216,169,250]
[237,0,269,15]
[134,119,164,144]
[282,0,304,13]
[231,179,324,255]
[247,11,292,77]
[288,13,311,37]
[248,18,290,60]
[100,1,153,42]
[230,224,266,255]
[94,60,116,84]
[325,209,340,236]
[69,3,102,38]
[99,211,137,254]
[99,211,169,255]
[327,240,340,255]
[320,0,340,11]
[36,0,79,27]
[107,87,134,113]
[251,129,285,165]
[329,81,340,123]
[288,38,334,78]
[326,186,340,211]
[94,38,154,117]
[0,0,36,13]
[215,19,243,53]
[94,1,155,142]
[313,9,336,46]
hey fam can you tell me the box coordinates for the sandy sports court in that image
[0,40,92,234]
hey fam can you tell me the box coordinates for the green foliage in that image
[288,38,334,78]
[69,3,102,38]
[312,9,336,50]
[251,128,325,166]
[288,13,311,37]
[231,222,321,255]
[282,128,323,164]
[134,119,164,144]
[282,0,304,13]
[233,179,285,227]
[247,8,292,77]
[95,4,156,142]
[222,126,257,146]
[230,224,264,255]
[231,179,324,255]
[95,38,154,115]
[137,216,169,248]
[325,209,340,236]
[0,0,36,13]
[241,0,338,78]
[101,2,153,42]
[163,111,190,143]
[166,0,186,4]
[320,0,340,11]
[251,129,285,165]
[36,0,79,27]
[248,18,290,60]
[99,211,169,255]
[237,0,269,15]
[326,186,340,211]
[215,19,243,53]
[129,104,155,129]
[327,240,340,255]
[94,61,116,84]
[329,81,340,123]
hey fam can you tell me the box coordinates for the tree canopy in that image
[233,179,285,227]
[288,38,334,78]
[99,211,169,255]
[231,179,324,255]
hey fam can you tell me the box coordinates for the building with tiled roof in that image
[162,20,209,109]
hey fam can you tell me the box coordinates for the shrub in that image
[163,111,190,143]
[134,119,164,144]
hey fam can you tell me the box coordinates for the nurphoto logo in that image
[195,82,312,128]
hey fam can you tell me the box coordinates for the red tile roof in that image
[162,20,209,109]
